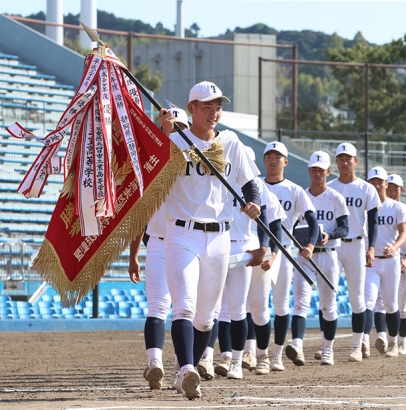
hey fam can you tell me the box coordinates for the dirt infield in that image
[0,328,405,409]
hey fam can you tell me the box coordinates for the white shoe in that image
[255,354,270,375]
[170,370,180,390]
[214,356,231,377]
[227,360,243,379]
[361,341,370,359]
[271,356,285,371]
[398,341,406,355]
[241,352,257,371]
[385,342,399,358]
[349,345,362,362]
[285,344,305,366]
[320,347,334,365]
[375,336,388,355]
[181,369,201,400]
[197,355,214,380]
[145,360,164,390]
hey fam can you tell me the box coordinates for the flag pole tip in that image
[79,20,102,44]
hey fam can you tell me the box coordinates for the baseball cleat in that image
[375,336,388,355]
[349,345,362,362]
[227,360,243,379]
[361,341,370,359]
[241,352,257,371]
[255,354,270,375]
[285,344,305,366]
[320,347,334,365]
[214,356,231,376]
[197,355,214,380]
[398,341,406,355]
[385,342,399,358]
[145,360,164,390]
[271,356,285,371]
[181,369,201,400]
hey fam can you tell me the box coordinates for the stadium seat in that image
[118,301,132,318]
[110,288,125,296]
[131,307,144,318]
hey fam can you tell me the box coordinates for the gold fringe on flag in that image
[31,144,186,306]
[186,140,227,175]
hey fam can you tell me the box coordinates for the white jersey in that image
[300,187,349,249]
[263,178,316,246]
[374,198,406,256]
[231,177,286,241]
[146,204,166,238]
[328,177,382,239]
[166,129,259,223]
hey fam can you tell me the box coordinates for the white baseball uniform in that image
[293,187,349,321]
[219,178,286,325]
[364,198,406,315]
[328,178,382,314]
[165,129,259,332]
[145,204,169,320]
[262,179,316,317]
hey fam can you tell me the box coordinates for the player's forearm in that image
[269,219,282,253]
[129,232,144,262]
[304,210,318,245]
[241,179,261,206]
[326,215,349,240]
[367,207,378,248]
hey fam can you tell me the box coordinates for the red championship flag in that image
[6,45,185,306]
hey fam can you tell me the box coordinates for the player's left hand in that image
[260,252,276,271]
[246,246,267,266]
[383,245,396,258]
[365,247,375,267]
[241,202,261,219]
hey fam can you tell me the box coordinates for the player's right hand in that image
[158,108,176,136]
[299,243,314,260]
[246,246,267,266]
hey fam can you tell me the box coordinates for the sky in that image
[1,0,406,45]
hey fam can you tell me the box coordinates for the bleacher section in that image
[0,50,146,308]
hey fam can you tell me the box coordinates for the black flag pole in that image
[282,225,337,293]
[79,22,318,291]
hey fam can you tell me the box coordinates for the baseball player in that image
[242,141,319,373]
[363,174,406,357]
[213,146,286,380]
[159,81,261,400]
[362,167,406,357]
[327,142,381,362]
[128,109,190,390]
[387,174,406,355]
[286,151,349,366]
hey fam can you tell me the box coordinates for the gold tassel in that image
[185,140,227,175]
[32,145,186,307]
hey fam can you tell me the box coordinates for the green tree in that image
[327,36,406,133]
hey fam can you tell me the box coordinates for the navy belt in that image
[376,255,389,259]
[175,219,230,232]
[313,248,335,253]
[342,236,362,243]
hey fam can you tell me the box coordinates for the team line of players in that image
[127,80,406,400]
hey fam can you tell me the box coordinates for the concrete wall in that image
[0,14,84,88]
[131,34,276,128]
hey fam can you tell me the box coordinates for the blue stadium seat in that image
[118,301,132,318]
[110,288,125,296]
[99,301,114,317]
[129,289,145,296]
[138,301,148,309]
[131,307,144,318]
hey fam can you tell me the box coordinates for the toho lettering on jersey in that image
[165,129,258,223]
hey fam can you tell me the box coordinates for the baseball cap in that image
[188,81,230,104]
[169,108,189,128]
[244,145,256,162]
[367,166,388,181]
[263,141,288,157]
[308,150,330,170]
[388,174,403,187]
[336,142,357,157]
